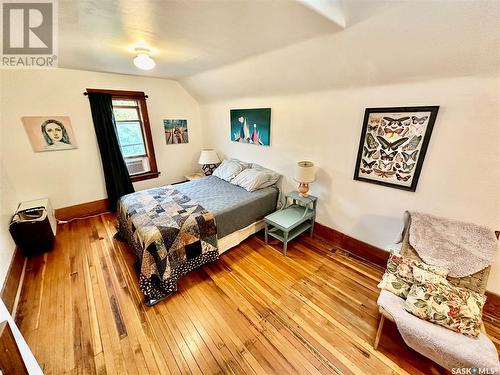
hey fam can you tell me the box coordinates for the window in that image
[87,89,159,182]
[112,99,147,158]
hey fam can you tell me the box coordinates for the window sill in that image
[130,171,160,183]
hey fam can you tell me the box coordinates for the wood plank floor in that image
[15,213,499,374]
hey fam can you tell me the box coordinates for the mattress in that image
[175,175,279,238]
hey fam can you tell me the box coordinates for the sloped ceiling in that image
[58,0,343,78]
[181,0,500,101]
[58,1,499,101]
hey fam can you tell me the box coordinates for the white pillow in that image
[212,159,243,181]
[250,164,280,188]
[231,168,279,192]
[230,158,251,170]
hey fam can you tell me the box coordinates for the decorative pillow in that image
[212,159,243,182]
[377,272,412,298]
[378,253,449,299]
[404,283,433,320]
[385,253,416,283]
[417,262,449,278]
[231,168,276,192]
[405,280,486,337]
[412,265,448,285]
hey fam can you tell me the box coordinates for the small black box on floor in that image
[9,199,57,257]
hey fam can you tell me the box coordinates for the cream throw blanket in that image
[403,211,498,277]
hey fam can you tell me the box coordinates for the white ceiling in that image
[58,0,500,100]
[181,0,500,101]
[59,0,344,78]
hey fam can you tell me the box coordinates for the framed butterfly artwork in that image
[353,106,439,191]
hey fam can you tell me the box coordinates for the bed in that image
[117,175,279,305]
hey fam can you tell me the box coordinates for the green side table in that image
[264,191,317,255]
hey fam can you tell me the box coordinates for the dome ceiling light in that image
[133,47,155,70]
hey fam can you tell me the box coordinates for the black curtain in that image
[88,93,134,211]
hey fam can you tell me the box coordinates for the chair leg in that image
[374,314,385,350]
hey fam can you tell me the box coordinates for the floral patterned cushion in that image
[377,253,449,299]
[405,279,486,338]
[412,266,448,284]
[385,253,416,282]
[416,262,449,277]
[377,272,412,298]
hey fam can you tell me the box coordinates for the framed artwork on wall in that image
[22,116,78,152]
[164,119,189,144]
[353,106,439,191]
[230,108,271,146]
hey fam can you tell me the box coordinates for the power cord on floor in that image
[56,211,112,224]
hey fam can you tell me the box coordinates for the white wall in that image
[0,163,18,285]
[182,0,500,294]
[0,68,202,209]
[0,68,202,287]
[200,76,500,293]
[0,72,19,284]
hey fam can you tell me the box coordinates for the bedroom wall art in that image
[22,116,78,152]
[230,108,271,146]
[353,106,439,191]
[164,119,189,144]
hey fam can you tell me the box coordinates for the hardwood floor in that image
[15,213,499,374]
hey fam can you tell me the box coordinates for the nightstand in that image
[184,172,205,181]
[264,191,317,255]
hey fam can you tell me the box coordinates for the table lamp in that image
[295,161,315,197]
[198,149,220,175]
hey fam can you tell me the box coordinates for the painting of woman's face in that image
[22,116,77,152]
[45,123,63,142]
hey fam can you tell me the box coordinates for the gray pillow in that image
[250,164,280,188]
[212,159,243,182]
[231,167,280,192]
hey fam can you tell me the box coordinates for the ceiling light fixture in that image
[133,47,155,70]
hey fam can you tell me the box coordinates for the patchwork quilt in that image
[117,185,218,305]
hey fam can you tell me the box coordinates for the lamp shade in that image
[198,149,220,165]
[295,161,315,183]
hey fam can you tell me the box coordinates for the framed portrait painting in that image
[164,119,189,144]
[230,108,271,146]
[353,106,439,191]
[22,116,77,152]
